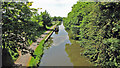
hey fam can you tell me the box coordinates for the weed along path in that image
[15,24,57,66]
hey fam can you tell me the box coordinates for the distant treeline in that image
[63,2,120,67]
[52,16,63,21]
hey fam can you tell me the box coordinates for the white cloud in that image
[28,0,78,17]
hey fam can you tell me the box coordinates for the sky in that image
[28,0,78,17]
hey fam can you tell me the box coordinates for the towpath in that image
[15,24,57,66]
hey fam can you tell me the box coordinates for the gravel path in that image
[15,24,57,66]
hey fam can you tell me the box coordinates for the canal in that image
[39,22,93,66]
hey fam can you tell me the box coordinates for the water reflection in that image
[55,26,59,32]
[40,22,73,66]
[44,37,53,49]
[65,39,93,66]
[39,22,93,66]
[55,32,58,34]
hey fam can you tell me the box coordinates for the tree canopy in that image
[63,2,120,67]
[41,10,52,29]
[2,2,53,64]
[52,16,63,21]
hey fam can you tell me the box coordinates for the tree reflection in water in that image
[55,26,59,34]
[40,23,94,66]
[44,37,53,49]
[55,32,58,34]
[65,39,93,66]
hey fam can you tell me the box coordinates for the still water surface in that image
[39,22,93,66]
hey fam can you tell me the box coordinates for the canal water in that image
[39,22,93,66]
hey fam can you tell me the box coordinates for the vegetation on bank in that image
[28,39,44,66]
[28,21,61,66]
[2,1,63,66]
[52,16,63,21]
[63,2,120,67]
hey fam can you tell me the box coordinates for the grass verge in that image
[28,23,59,66]
[28,39,45,66]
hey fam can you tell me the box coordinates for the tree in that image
[52,16,63,21]
[53,16,57,21]
[63,2,120,67]
[41,10,51,29]
[2,2,46,66]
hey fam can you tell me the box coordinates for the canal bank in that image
[28,22,61,66]
[39,22,94,66]
[15,22,61,66]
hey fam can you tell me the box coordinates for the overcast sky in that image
[28,0,78,17]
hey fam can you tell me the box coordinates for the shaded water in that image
[39,22,93,66]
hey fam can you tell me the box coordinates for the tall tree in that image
[63,2,120,67]
[41,10,51,29]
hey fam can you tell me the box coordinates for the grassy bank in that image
[8,21,61,64]
[28,39,45,66]
[28,30,53,66]
[28,21,61,66]
[28,31,53,66]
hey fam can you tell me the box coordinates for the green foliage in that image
[28,24,57,66]
[41,10,52,29]
[29,39,44,66]
[52,21,61,25]
[2,2,35,56]
[2,2,53,65]
[52,16,63,21]
[8,48,19,61]
[64,2,120,67]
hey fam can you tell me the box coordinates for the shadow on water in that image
[39,22,94,66]
[55,32,58,34]
[44,37,54,50]
[65,40,93,66]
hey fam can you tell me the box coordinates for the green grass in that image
[28,30,53,66]
[28,22,59,66]
[29,39,45,66]
[6,22,59,66]
[46,26,51,29]
[52,21,61,25]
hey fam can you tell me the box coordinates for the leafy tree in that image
[63,2,120,67]
[41,10,52,29]
[2,2,53,66]
[52,16,63,21]
[53,16,57,21]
